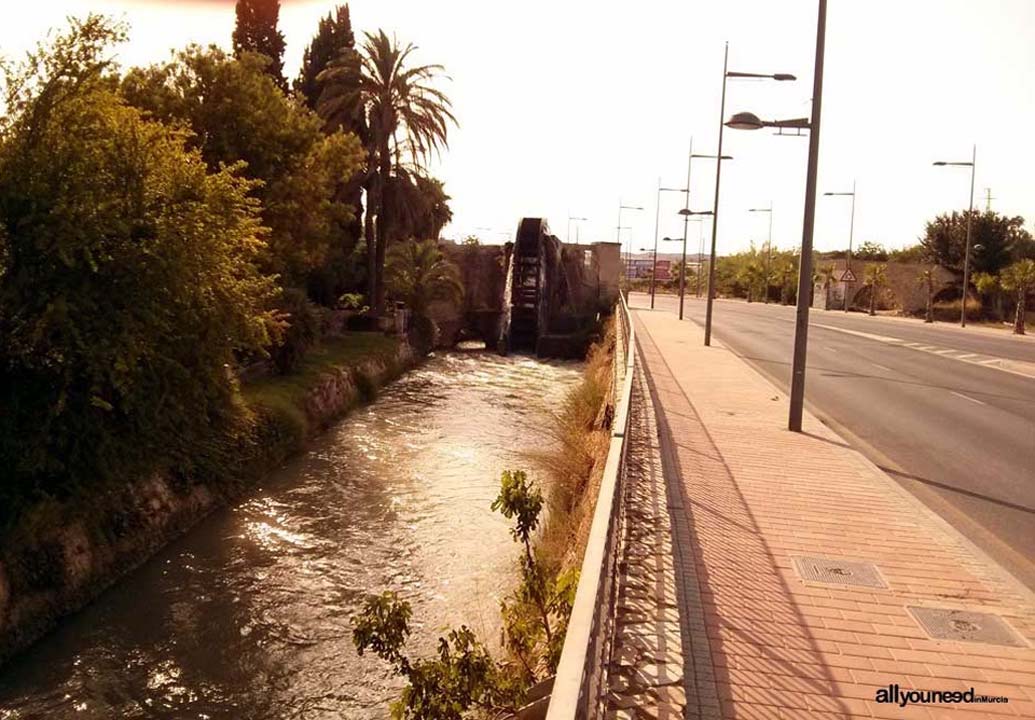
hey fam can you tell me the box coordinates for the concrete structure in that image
[428,224,620,357]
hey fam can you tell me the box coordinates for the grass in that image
[531,319,615,574]
[242,332,400,429]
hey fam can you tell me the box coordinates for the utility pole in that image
[985,188,994,212]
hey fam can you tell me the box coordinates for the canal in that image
[0,349,582,719]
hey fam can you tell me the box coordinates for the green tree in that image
[319,30,456,314]
[384,239,463,316]
[122,46,366,288]
[863,264,888,316]
[0,17,279,512]
[853,241,888,261]
[387,171,453,241]
[1000,259,1035,335]
[232,0,287,89]
[920,210,1032,276]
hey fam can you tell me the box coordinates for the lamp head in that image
[726,112,764,130]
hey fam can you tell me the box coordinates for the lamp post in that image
[723,0,825,433]
[617,202,644,282]
[823,182,856,312]
[681,137,732,322]
[651,181,690,309]
[933,146,977,327]
[677,209,715,319]
[704,43,796,347]
[567,215,588,245]
[748,205,774,303]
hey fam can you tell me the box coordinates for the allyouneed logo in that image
[875,684,1010,708]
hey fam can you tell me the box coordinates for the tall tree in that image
[232,0,287,89]
[1000,259,1035,335]
[920,210,1032,277]
[296,5,369,302]
[319,30,456,314]
[122,46,365,289]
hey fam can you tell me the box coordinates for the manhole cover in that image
[792,556,887,589]
[907,607,1028,647]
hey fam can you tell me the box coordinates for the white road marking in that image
[811,323,1035,380]
[950,391,986,406]
[871,362,893,372]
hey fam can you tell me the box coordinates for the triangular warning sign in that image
[840,268,857,283]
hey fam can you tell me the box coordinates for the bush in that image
[270,289,323,375]
[0,17,279,522]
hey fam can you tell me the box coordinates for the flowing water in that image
[0,349,582,720]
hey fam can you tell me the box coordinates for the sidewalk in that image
[614,307,1035,719]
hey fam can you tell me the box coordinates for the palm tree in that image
[385,239,463,316]
[1000,259,1035,335]
[863,264,888,316]
[917,266,937,323]
[318,30,456,315]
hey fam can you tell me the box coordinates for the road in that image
[630,292,1035,592]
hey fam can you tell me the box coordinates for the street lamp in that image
[723,0,826,433]
[651,181,689,309]
[677,209,715,319]
[680,137,732,321]
[704,44,796,348]
[933,146,977,327]
[617,202,644,282]
[567,216,588,245]
[748,205,774,303]
[823,182,856,312]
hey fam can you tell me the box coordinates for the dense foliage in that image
[384,239,463,316]
[0,17,280,514]
[121,46,366,289]
[232,0,287,89]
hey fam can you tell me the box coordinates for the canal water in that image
[0,350,582,720]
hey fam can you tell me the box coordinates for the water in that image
[0,349,582,719]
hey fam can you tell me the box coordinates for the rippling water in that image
[0,350,581,720]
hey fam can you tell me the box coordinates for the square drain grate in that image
[907,606,1028,647]
[792,556,887,589]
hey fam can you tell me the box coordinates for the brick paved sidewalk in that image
[628,307,1035,719]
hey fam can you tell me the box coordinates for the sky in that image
[4,0,1035,257]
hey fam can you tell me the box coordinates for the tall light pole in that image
[677,210,715,319]
[703,43,796,347]
[617,202,644,280]
[567,215,588,245]
[696,216,707,297]
[651,181,690,308]
[724,0,826,432]
[823,181,856,312]
[748,205,774,303]
[933,146,977,327]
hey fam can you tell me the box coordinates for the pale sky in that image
[5,1,1035,257]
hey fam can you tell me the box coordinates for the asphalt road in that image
[630,292,1035,593]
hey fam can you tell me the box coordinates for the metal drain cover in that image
[907,607,1028,647]
[792,556,887,589]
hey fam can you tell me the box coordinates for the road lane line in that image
[811,323,1035,380]
[950,391,986,406]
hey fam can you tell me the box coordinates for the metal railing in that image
[545,292,636,719]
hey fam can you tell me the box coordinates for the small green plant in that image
[493,470,578,677]
[338,292,370,314]
[351,470,581,716]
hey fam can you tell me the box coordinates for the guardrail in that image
[545,292,636,719]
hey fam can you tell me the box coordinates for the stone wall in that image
[815,260,955,313]
[0,340,419,667]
